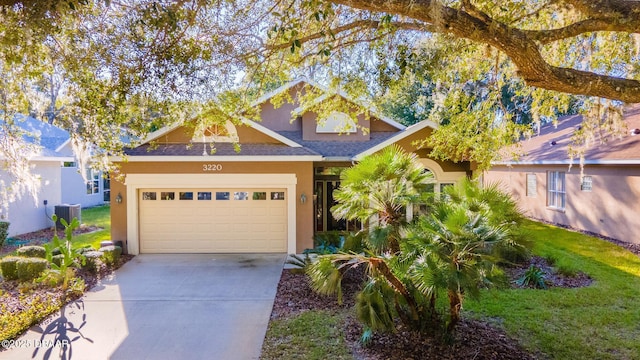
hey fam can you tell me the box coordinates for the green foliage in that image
[341,232,365,253]
[286,254,312,274]
[332,146,433,254]
[0,256,21,280]
[0,221,8,248]
[16,245,47,258]
[16,257,49,282]
[99,245,122,266]
[44,215,85,294]
[306,256,343,304]
[0,294,62,342]
[516,265,547,289]
[83,250,104,273]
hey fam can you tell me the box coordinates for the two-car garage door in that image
[138,188,287,253]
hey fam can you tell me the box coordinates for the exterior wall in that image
[485,164,640,244]
[301,112,371,141]
[258,87,304,132]
[110,161,315,253]
[1,161,61,236]
[370,118,400,132]
[61,167,105,208]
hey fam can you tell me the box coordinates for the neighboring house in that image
[110,79,475,255]
[485,105,640,245]
[0,115,107,237]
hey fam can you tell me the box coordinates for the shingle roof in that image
[124,142,320,157]
[1,115,70,157]
[276,131,398,158]
[505,105,640,164]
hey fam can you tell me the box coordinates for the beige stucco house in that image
[110,79,474,255]
[485,105,640,244]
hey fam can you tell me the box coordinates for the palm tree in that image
[331,145,433,254]
[405,201,510,332]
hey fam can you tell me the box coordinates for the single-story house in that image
[485,105,640,244]
[0,115,108,237]
[110,79,475,254]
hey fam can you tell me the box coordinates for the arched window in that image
[192,121,239,143]
[316,111,357,133]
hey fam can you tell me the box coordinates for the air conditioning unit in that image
[54,204,81,229]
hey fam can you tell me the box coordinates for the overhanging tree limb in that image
[327,0,640,102]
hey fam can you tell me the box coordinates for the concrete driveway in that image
[0,254,285,360]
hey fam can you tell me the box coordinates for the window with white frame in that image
[86,169,100,194]
[581,176,593,192]
[547,171,566,209]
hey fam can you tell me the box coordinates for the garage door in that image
[138,188,287,253]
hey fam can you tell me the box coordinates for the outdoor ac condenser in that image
[54,204,81,229]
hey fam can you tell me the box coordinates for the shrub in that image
[51,254,65,267]
[83,251,104,272]
[16,245,47,258]
[0,221,8,248]
[100,246,122,266]
[76,245,94,254]
[0,256,21,280]
[16,258,49,282]
[516,265,547,289]
[0,294,61,341]
[341,232,365,253]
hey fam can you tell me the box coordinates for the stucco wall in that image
[485,164,640,244]
[110,161,315,252]
[1,161,61,236]
[61,167,105,208]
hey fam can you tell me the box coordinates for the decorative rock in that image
[100,240,114,248]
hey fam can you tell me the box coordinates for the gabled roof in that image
[495,105,640,166]
[253,77,406,131]
[277,131,399,160]
[353,120,438,160]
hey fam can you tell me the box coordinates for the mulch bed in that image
[269,254,598,360]
[0,225,101,256]
[0,254,133,341]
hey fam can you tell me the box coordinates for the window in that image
[216,192,230,200]
[197,192,212,200]
[234,192,249,200]
[63,162,76,167]
[316,111,357,133]
[86,169,100,194]
[179,192,193,200]
[142,192,156,200]
[271,192,285,200]
[581,176,593,192]
[252,192,266,200]
[161,192,175,200]
[547,171,566,209]
[526,174,537,197]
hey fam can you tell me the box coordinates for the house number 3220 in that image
[203,164,223,171]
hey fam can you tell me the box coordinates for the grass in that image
[72,205,111,249]
[466,219,640,359]
[260,310,352,360]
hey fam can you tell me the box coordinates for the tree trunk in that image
[447,290,463,332]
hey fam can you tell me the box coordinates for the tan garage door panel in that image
[139,188,287,253]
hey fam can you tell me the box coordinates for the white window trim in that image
[547,171,566,210]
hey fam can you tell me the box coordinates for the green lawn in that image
[466,220,640,359]
[262,220,640,359]
[72,205,112,249]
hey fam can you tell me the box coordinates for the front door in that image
[314,180,345,232]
